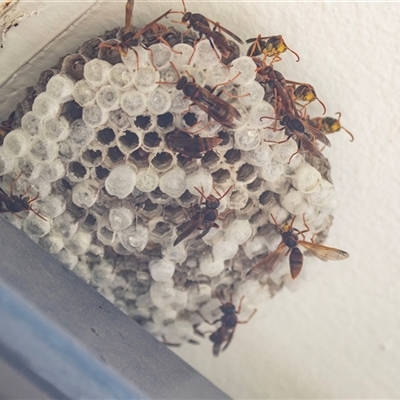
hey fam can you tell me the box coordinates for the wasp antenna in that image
[185,70,195,81]
[237,296,245,314]
[270,214,280,227]
[169,61,180,80]
[10,171,24,196]
[289,215,297,229]
[316,96,327,115]
[215,291,225,305]
[28,192,40,204]
[342,126,355,142]
[30,207,47,221]
[218,185,232,201]
[301,213,311,233]
[288,46,300,62]
[335,112,354,141]
[194,186,207,202]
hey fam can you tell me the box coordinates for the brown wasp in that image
[175,75,242,129]
[0,172,47,221]
[173,185,232,246]
[0,111,15,145]
[285,81,327,115]
[197,293,257,356]
[166,129,222,159]
[308,112,354,142]
[98,9,172,57]
[256,64,331,162]
[254,61,298,119]
[170,0,243,58]
[246,215,349,280]
[246,34,300,64]
[263,113,331,163]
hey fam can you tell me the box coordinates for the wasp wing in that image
[210,329,224,356]
[193,87,242,129]
[173,216,202,246]
[203,19,244,44]
[196,222,218,240]
[245,243,287,279]
[212,341,222,357]
[294,131,325,158]
[0,187,9,200]
[221,328,236,353]
[299,241,349,262]
[303,119,331,147]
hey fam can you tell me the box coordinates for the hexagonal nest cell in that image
[0,6,349,350]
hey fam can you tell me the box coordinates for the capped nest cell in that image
[0,5,349,352]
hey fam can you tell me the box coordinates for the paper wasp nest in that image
[0,20,338,346]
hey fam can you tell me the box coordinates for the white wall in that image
[1,1,399,398]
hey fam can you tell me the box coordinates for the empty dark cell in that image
[247,177,264,192]
[109,109,130,128]
[107,146,124,162]
[221,41,240,66]
[78,37,102,60]
[120,130,139,148]
[83,213,97,228]
[37,70,56,90]
[97,127,115,144]
[82,148,102,164]
[134,115,151,130]
[163,27,182,47]
[98,40,122,65]
[19,86,37,113]
[157,112,173,128]
[183,29,197,46]
[69,162,87,178]
[67,55,86,81]
[179,190,197,204]
[153,221,172,236]
[129,148,149,168]
[142,199,158,212]
[151,152,173,169]
[212,168,230,184]
[183,112,197,127]
[150,187,169,201]
[144,131,161,148]
[164,204,186,224]
[67,202,87,220]
[250,209,263,225]
[95,165,110,180]
[224,148,241,164]
[103,27,120,40]
[230,190,242,203]
[241,197,254,211]
[61,178,72,190]
[177,154,195,168]
[85,250,102,264]
[62,100,83,121]
[259,190,273,205]
[201,150,219,167]
[217,130,230,146]
[236,163,255,182]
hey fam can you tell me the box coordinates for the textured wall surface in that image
[0,1,399,398]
